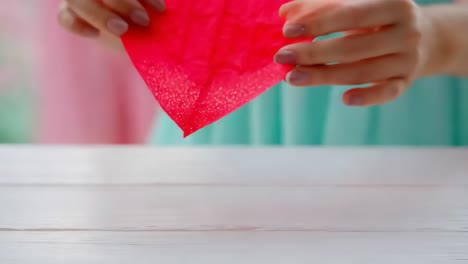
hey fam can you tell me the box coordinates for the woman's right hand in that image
[58,0,165,48]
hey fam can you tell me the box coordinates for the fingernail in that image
[107,18,129,36]
[130,10,150,26]
[274,50,296,65]
[387,85,400,99]
[283,23,305,38]
[286,71,309,86]
[347,95,364,106]
[149,0,166,11]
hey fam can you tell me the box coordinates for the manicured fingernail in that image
[283,23,305,38]
[274,50,296,65]
[286,71,309,86]
[149,0,166,11]
[131,10,150,26]
[347,95,364,106]
[107,18,129,36]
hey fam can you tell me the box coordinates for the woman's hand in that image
[276,0,437,107]
[58,0,165,48]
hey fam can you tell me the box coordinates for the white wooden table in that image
[0,146,468,264]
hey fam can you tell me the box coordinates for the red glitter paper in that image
[122,0,308,137]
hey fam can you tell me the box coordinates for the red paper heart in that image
[122,0,308,137]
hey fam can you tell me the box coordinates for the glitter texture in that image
[122,0,310,137]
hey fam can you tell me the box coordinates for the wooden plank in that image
[0,146,468,185]
[1,185,467,231]
[1,231,467,264]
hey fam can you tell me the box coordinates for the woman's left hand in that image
[275,0,435,106]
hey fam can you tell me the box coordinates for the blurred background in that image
[0,0,158,145]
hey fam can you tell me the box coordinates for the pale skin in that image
[58,0,166,48]
[58,0,468,106]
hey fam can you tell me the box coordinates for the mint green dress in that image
[150,0,468,146]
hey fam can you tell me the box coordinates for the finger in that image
[343,78,407,106]
[285,54,410,86]
[101,0,150,26]
[281,0,417,38]
[66,0,129,36]
[275,26,405,65]
[58,5,99,38]
[144,0,166,11]
[280,0,339,38]
[280,0,337,21]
